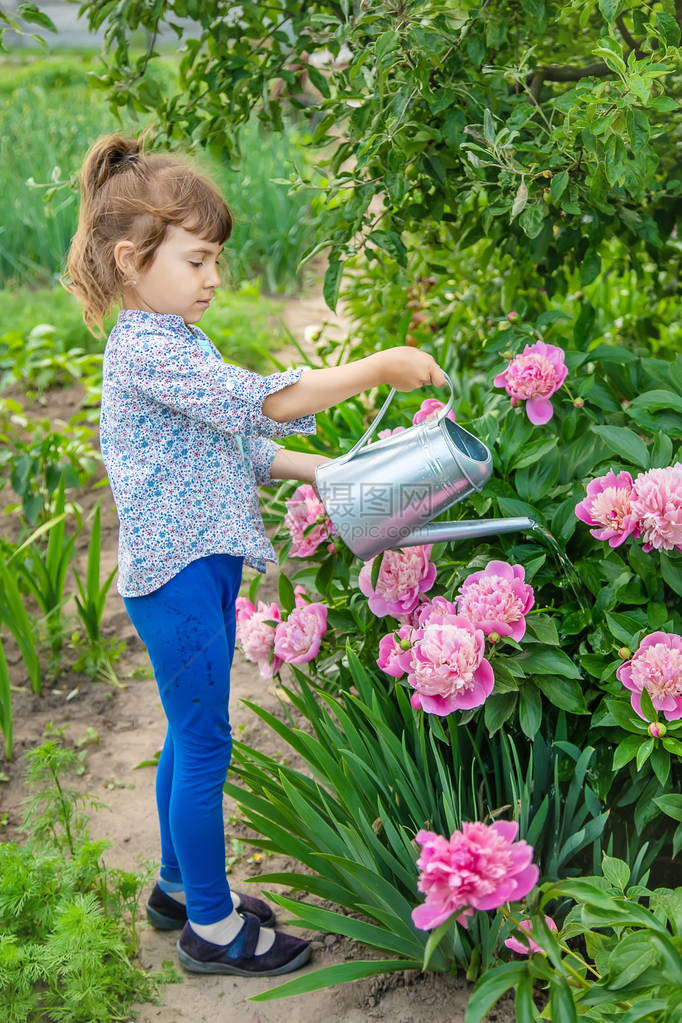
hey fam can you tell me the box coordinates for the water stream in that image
[529,523,592,617]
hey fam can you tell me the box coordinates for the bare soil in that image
[0,287,514,1023]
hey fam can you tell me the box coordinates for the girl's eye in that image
[189,261,202,268]
[189,260,222,268]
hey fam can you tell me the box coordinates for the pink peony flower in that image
[237,600,283,678]
[407,614,494,716]
[409,595,459,628]
[617,632,682,722]
[455,561,535,642]
[377,625,414,678]
[377,426,407,440]
[412,399,456,426]
[504,916,558,956]
[493,340,567,425]
[273,602,328,665]
[575,470,640,548]
[294,584,309,607]
[235,596,255,638]
[630,464,682,553]
[412,820,539,930]
[359,547,437,618]
[284,483,334,558]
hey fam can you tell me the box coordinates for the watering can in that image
[314,371,536,561]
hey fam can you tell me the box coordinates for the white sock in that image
[162,887,244,911]
[190,912,275,954]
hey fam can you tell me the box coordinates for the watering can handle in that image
[338,370,455,464]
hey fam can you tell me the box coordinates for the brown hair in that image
[61,129,233,336]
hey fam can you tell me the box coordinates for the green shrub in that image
[0,729,167,1022]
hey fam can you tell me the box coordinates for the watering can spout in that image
[395,517,537,549]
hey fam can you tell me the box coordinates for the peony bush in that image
[232,273,682,1010]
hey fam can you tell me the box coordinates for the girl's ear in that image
[113,239,137,276]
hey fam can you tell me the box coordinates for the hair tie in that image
[114,152,140,170]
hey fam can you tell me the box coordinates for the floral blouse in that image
[99,308,316,597]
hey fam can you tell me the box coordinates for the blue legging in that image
[123,552,244,925]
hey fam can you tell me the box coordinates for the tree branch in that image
[528,60,613,103]
[616,13,639,53]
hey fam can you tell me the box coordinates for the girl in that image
[63,132,446,978]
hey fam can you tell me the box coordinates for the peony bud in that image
[573,398,585,408]
[503,350,514,360]
[648,722,666,738]
[618,647,631,660]
[507,311,519,322]
[399,638,412,651]
[327,542,336,554]
[488,632,501,645]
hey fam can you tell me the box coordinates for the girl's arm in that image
[261,346,446,423]
[269,449,331,485]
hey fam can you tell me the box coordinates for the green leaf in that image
[661,553,682,597]
[306,64,331,98]
[517,647,581,679]
[598,0,620,25]
[0,638,12,759]
[278,573,295,613]
[519,684,542,738]
[514,974,537,1023]
[656,11,682,47]
[17,2,57,32]
[591,425,649,469]
[550,170,569,203]
[370,552,384,591]
[628,389,682,416]
[422,916,454,970]
[549,976,577,1022]
[601,854,630,890]
[604,611,647,646]
[375,29,399,59]
[249,958,422,1001]
[519,203,545,239]
[323,258,343,310]
[535,676,587,714]
[465,962,530,1023]
[484,691,517,735]
[526,614,559,645]
[612,734,642,771]
[636,737,654,770]
[653,794,682,822]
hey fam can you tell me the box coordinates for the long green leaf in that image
[6,511,67,564]
[465,962,530,1023]
[0,560,41,692]
[0,637,13,758]
[248,958,422,1002]
[265,891,422,958]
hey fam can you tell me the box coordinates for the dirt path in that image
[1,285,513,1022]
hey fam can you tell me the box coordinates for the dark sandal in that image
[146,883,276,930]
[177,911,312,977]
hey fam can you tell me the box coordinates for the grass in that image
[0,52,319,295]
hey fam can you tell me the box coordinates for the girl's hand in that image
[373,347,447,391]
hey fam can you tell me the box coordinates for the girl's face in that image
[115,224,223,324]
